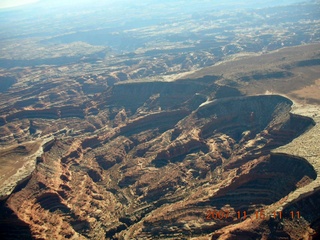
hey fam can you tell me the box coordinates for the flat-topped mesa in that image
[196,95,313,142]
[5,106,85,122]
[6,109,60,122]
[0,78,239,146]
[104,78,222,112]
[204,153,316,209]
[196,95,293,125]
[0,92,317,240]
[119,110,190,137]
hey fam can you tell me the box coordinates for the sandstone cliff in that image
[0,81,318,239]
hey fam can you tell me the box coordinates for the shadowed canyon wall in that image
[0,79,318,239]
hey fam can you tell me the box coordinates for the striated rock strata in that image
[0,82,318,239]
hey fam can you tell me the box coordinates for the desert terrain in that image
[0,1,319,239]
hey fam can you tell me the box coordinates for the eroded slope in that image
[0,92,317,240]
[1,44,320,239]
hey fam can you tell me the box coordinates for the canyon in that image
[0,1,319,239]
[1,44,320,239]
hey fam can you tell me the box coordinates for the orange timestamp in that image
[205,209,301,221]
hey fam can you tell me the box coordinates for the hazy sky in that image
[0,0,306,10]
[0,0,39,9]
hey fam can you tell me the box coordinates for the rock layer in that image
[0,83,317,239]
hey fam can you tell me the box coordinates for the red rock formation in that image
[0,80,318,240]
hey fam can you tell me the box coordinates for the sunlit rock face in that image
[0,0,319,238]
[0,79,316,239]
